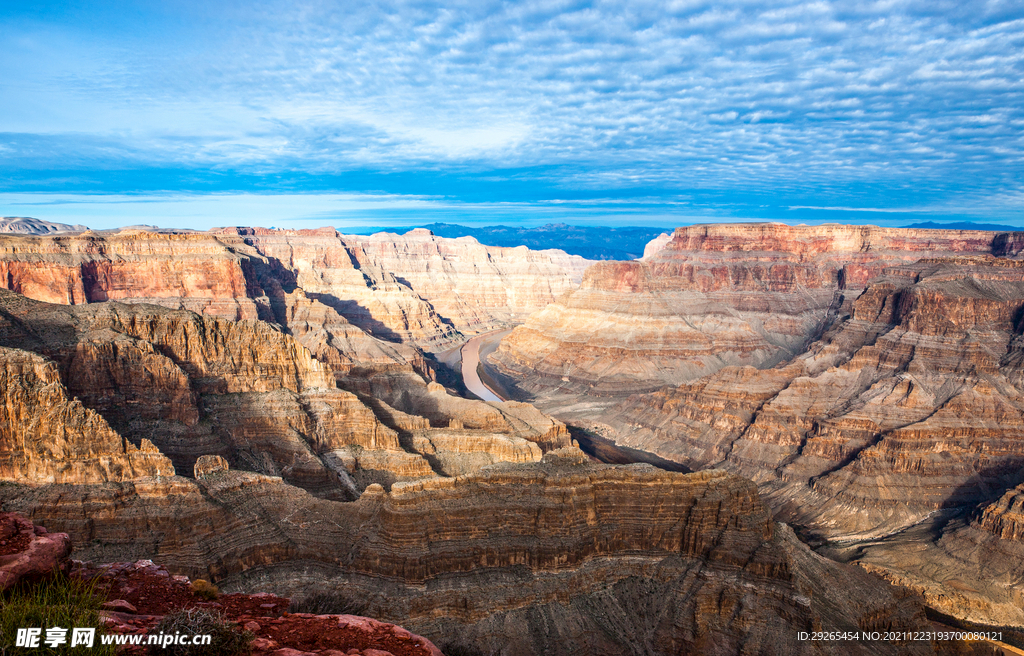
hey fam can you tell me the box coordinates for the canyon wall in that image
[0,230,262,320]
[0,345,173,484]
[350,229,590,332]
[0,290,565,500]
[492,224,999,397]
[604,256,1024,539]
[850,482,1024,628]
[0,453,941,656]
[0,227,589,355]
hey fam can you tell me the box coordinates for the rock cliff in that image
[0,226,589,356]
[0,289,564,498]
[849,483,1024,628]
[215,227,461,349]
[350,228,589,333]
[493,224,1001,399]
[604,256,1024,540]
[0,230,263,320]
[0,454,944,656]
[0,344,173,484]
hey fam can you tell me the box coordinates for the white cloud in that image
[0,0,1022,215]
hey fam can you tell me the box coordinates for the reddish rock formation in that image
[0,230,262,320]
[0,226,588,357]
[0,512,72,589]
[494,224,1003,398]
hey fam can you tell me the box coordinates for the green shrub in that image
[0,571,116,655]
[190,579,219,601]
[147,608,253,656]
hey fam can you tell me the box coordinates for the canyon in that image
[1,223,1021,653]
[488,224,1024,631]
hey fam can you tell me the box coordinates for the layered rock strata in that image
[2,512,444,656]
[350,228,590,333]
[0,453,944,656]
[0,345,173,484]
[604,256,1024,541]
[493,224,1001,398]
[0,289,559,496]
[849,483,1024,628]
[215,227,460,349]
[0,230,263,320]
[0,226,589,356]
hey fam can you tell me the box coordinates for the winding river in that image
[460,331,505,402]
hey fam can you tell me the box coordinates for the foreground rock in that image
[81,559,443,656]
[0,512,72,589]
[1,452,954,655]
[2,512,442,655]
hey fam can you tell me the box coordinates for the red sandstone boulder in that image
[0,512,72,589]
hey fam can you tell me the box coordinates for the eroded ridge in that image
[0,451,939,655]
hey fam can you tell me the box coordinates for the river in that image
[460,331,505,402]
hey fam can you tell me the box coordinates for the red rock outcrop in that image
[81,558,445,656]
[0,226,588,358]
[0,512,73,590]
[493,224,1002,398]
[0,455,943,655]
[0,230,262,320]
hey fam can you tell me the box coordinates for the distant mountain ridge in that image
[904,220,1021,231]
[0,217,88,234]
[415,222,668,260]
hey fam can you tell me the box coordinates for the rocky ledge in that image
[1,512,441,656]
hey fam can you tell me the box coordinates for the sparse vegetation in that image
[0,571,116,655]
[190,579,219,600]
[147,608,253,656]
[288,589,369,616]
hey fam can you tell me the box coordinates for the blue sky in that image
[1,0,1022,230]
